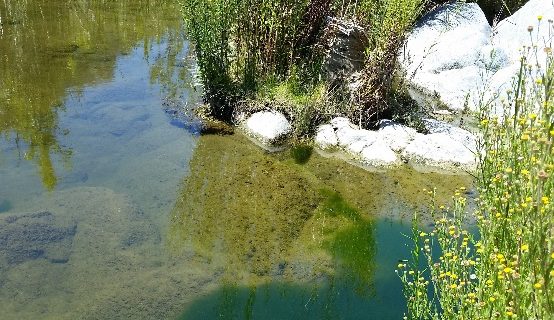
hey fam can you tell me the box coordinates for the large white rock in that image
[335,125,378,148]
[345,131,379,154]
[324,117,398,167]
[377,120,417,152]
[244,111,292,145]
[482,0,554,117]
[493,0,554,64]
[330,117,353,130]
[314,124,339,150]
[360,140,400,168]
[423,119,477,151]
[402,3,491,75]
[402,133,477,172]
[315,117,476,172]
[400,2,493,111]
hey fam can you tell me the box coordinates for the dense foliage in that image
[178,0,426,130]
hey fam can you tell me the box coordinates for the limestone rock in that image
[337,127,377,152]
[360,140,400,168]
[324,18,369,84]
[402,133,476,172]
[314,124,338,150]
[400,2,492,111]
[377,120,418,152]
[483,0,554,116]
[423,119,476,150]
[493,0,554,64]
[244,111,292,145]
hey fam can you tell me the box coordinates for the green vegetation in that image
[399,24,554,319]
[178,0,427,133]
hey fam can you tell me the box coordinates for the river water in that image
[0,1,472,319]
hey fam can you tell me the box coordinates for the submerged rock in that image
[243,111,292,146]
[0,211,76,265]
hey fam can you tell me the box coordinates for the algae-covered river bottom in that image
[0,1,472,319]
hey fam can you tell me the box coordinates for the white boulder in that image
[314,124,339,150]
[493,0,554,64]
[423,118,477,150]
[377,120,417,152]
[314,117,477,172]
[482,0,554,117]
[360,140,400,168]
[400,2,492,111]
[335,124,377,148]
[244,111,292,145]
[402,133,477,172]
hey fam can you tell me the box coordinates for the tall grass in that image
[399,21,554,319]
[355,0,427,125]
[178,0,330,120]
[179,0,427,128]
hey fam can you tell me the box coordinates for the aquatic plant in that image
[399,19,554,319]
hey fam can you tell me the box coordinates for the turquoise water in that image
[0,1,473,319]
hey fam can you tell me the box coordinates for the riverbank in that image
[200,0,550,175]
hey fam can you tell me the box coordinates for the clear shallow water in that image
[0,1,473,319]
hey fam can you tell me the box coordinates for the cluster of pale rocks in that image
[240,0,554,173]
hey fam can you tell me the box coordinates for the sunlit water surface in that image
[0,1,472,319]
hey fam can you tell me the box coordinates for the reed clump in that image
[179,0,427,134]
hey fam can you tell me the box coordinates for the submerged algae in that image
[170,132,472,318]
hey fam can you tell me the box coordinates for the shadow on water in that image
[0,200,12,213]
[176,188,378,320]
[169,133,473,319]
[0,0,189,190]
[290,144,313,164]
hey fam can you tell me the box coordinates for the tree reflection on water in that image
[0,0,187,190]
